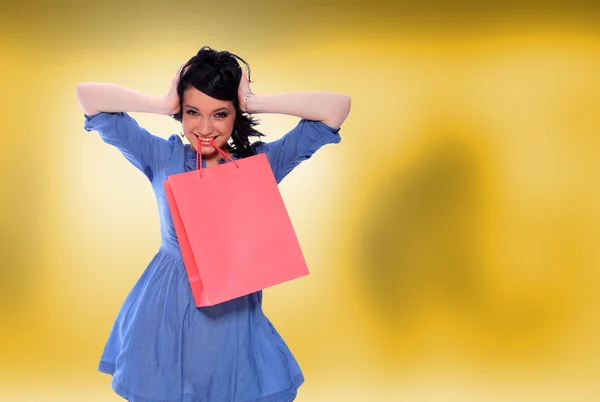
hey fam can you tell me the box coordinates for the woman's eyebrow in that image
[184,105,230,113]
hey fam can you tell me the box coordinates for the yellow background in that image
[1,1,599,400]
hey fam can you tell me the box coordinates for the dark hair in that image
[171,46,264,158]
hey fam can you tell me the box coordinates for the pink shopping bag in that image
[164,142,309,307]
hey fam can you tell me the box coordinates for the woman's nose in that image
[197,118,213,135]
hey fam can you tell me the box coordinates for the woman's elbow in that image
[341,94,351,119]
[76,83,99,116]
[326,94,351,129]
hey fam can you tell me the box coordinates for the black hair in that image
[171,46,263,157]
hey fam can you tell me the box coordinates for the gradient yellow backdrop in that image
[1,1,599,401]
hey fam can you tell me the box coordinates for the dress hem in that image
[98,360,303,402]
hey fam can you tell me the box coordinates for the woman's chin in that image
[191,143,216,153]
[200,145,218,155]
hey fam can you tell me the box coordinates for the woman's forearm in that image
[246,92,351,129]
[76,82,169,116]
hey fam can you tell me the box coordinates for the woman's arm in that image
[76,83,170,116]
[76,67,182,116]
[238,73,351,129]
[246,92,351,130]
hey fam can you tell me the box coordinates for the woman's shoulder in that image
[167,134,184,145]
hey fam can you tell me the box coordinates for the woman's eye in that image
[186,110,198,116]
[215,112,228,118]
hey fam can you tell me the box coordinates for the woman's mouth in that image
[194,134,218,147]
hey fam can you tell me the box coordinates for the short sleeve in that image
[83,112,173,181]
[253,119,341,183]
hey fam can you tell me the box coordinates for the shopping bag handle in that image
[195,137,240,176]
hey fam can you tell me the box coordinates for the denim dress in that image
[83,112,341,402]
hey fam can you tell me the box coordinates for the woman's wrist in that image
[157,96,179,115]
[243,90,256,113]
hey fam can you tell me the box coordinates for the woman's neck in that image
[203,148,231,167]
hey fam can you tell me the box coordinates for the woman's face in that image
[181,86,236,156]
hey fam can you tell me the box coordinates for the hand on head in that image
[163,64,189,116]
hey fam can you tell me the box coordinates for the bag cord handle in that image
[195,138,240,175]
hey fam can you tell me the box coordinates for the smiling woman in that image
[169,47,265,165]
[74,45,350,402]
[180,93,237,163]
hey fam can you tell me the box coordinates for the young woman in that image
[76,46,350,402]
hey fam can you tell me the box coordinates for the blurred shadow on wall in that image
[358,126,487,332]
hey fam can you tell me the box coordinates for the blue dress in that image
[83,112,341,402]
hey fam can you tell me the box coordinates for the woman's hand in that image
[237,68,254,113]
[162,65,186,115]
